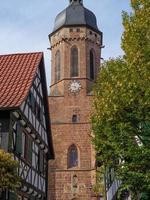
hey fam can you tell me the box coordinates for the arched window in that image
[55,50,61,82]
[90,50,95,80]
[71,47,78,77]
[68,144,78,168]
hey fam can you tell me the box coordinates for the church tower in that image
[48,0,103,199]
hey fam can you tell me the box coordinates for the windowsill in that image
[67,166,79,170]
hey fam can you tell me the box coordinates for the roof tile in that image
[0,52,43,109]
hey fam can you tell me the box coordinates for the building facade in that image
[48,0,103,199]
[0,53,54,200]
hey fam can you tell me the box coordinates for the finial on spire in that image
[69,0,83,5]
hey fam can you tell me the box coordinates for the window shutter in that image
[39,151,44,174]
[16,122,22,154]
[31,93,35,108]
[28,138,32,163]
[29,92,36,113]
[40,107,43,123]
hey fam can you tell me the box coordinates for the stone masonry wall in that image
[48,26,102,200]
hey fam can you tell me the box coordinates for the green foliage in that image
[92,0,150,198]
[141,191,150,200]
[0,149,21,192]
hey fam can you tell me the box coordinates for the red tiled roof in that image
[0,52,43,109]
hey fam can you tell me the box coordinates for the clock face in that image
[69,80,81,93]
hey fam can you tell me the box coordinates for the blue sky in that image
[0,0,131,88]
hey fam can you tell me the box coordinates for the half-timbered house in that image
[0,52,54,200]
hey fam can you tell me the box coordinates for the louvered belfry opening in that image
[90,49,95,80]
[71,47,79,77]
[55,50,61,82]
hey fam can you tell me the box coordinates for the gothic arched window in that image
[71,47,79,77]
[55,50,61,82]
[68,144,78,168]
[90,50,95,80]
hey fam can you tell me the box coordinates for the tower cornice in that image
[50,36,102,50]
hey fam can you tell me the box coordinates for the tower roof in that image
[51,0,100,35]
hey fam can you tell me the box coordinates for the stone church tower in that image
[48,0,102,199]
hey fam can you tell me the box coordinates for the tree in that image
[0,149,20,193]
[92,0,150,199]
